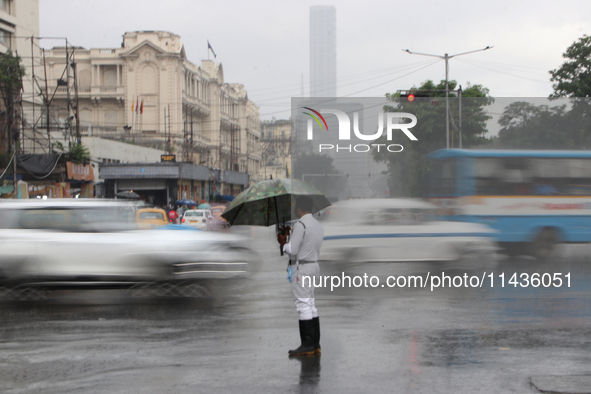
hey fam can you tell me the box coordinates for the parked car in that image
[0,200,255,288]
[319,199,497,263]
[135,207,168,229]
[181,209,214,230]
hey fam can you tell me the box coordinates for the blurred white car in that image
[182,209,214,230]
[0,200,254,287]
[319,199,497,263]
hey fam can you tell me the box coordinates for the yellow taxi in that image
[135,208,169,229]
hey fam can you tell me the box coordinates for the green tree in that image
[68,143,91,164]
[0,50,26,154]
[0,50,25,100]
[550,35,591,98]
[496,101,591,149]
[374,80,493,196]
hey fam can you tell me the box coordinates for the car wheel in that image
[528,228,557,260]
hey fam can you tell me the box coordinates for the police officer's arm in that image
[285,222,304,256]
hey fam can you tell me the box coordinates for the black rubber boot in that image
[313,317,321,355]
[288,319,316,357]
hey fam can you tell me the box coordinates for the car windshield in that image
[139,212,164,220]
[184,211,203,217]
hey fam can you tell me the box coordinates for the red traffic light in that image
[407,94,415,102]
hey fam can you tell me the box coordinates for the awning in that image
[17,153,61,178]
[0,185,14,195]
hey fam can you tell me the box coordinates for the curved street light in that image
[403,46,493,149]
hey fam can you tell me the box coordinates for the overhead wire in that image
[454,58,551,84]
[258,59,442,117]
[251,59,437,99]
[253,59,436,103]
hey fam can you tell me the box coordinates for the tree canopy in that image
[0,50,26,154]
[374,79,493,196]
[549,35,591,98]
[496,100,591,149]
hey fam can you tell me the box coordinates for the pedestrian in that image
[177,205,186,218]
[277,196,324,357]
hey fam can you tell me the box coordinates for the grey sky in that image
[39,0,590,121]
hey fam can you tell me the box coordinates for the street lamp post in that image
[403,46,493,149]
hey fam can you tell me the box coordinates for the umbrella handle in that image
[278,222,287,256]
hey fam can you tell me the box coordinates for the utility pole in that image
[6,65,17,199]
[30,36,35,153]
[167,104,171,154]
[65,42,72,146]
[403,46,493,149]
[42,49,50,151]
[72,61,80,143]
[459,85,462,149]
[190,108,194,163]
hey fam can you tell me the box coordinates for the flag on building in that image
[140,100,144,114]
[131,96,135,112]
[136,98,139,113]
[207,40,217,58]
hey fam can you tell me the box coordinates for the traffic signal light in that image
[400,91,430,102]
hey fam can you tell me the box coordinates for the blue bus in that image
[423,149,591,259]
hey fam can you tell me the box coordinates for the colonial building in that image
[41,31,261,188]
[259,118,292,181]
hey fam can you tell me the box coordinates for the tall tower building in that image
[309,6,336,97]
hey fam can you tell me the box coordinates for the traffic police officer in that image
[278,196,324,356]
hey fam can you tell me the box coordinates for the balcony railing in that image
[220,112,240,129]
[182,93,210,117]
[52,85,124,96]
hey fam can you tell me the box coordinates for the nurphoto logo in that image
[302,107,418,153]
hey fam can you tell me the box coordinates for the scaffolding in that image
[11,36,80,156]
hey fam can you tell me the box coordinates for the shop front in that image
[100,163,250,206]
[2,154,95,199]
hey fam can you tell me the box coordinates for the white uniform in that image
[283,213,324,321]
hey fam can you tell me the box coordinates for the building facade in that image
[310,6,336,97]
[259,118,291,181]
[41,31,261,188]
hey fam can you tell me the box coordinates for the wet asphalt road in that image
[2,228,591,393]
